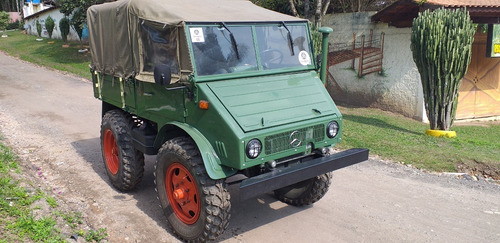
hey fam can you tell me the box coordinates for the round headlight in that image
[246,139,262,159]
[327,121,339,138]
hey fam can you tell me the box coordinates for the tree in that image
[287,0,331,25]
[0,11,9,33]
[45,16,55,39]
[56,0,116,41]
[1,0,20,12]
[410,8,475,133]
[59,16,70,42]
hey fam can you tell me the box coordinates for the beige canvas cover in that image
[87,0,304,81]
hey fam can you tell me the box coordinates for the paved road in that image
[0,52,499,242]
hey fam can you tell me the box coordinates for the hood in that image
[206,71,339,132]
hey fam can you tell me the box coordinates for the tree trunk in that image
[289,0,299,17]
[315,0,322,24]
[304,0,310,19]
[322,0,331,17]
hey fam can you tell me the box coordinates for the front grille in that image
[264,124,324,154]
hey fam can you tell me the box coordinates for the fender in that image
[154,121,237,180]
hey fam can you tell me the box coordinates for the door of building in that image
[456,33,500,120]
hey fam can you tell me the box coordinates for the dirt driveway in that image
[0,52,499,242]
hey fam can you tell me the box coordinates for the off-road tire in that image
[100,110,145,191]
[274,172,332,206]
[155,137,231,242]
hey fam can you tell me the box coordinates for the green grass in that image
[338,107,500,178]
[0,30,91,79]
[0,140,107,242]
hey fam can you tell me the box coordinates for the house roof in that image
[426,0,500,8]
[372,0,500,27]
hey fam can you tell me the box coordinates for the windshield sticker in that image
[298,50,311,65]
[190,28,205,43]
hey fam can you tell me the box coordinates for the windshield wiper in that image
[220,22,240,60]
[281,21,295,56]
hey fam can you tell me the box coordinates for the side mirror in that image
[154,65,172,86]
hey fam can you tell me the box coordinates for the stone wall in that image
[323,12,426,121]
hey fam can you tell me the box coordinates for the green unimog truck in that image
[87,0,368,241]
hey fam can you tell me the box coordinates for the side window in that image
[140,21,179,74]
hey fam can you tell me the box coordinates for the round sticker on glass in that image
[298,50,311,65]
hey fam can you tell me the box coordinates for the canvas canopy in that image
[87,0,304,81]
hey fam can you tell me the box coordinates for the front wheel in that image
[155,137,230,242]
[274,173,332,206]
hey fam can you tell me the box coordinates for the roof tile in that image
[424,0,500,8]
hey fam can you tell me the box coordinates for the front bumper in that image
[239,148,369,200]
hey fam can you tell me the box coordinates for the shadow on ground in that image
[343,114,421,135]
[71,137,308,241]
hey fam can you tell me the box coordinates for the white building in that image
[23,0,84,41]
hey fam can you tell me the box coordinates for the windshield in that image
[188,23,313,76]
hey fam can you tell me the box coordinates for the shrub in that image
[59,17,70,42]
[45,16,55,39]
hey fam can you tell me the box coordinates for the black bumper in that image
[239,148,369,201]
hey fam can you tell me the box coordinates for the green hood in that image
[207,71,339,132]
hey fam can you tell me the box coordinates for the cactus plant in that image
[410,8,475,132]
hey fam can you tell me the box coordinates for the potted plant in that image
[410,8,475,138]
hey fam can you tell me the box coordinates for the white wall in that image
[323,12,426,121]
[24,8,82,42]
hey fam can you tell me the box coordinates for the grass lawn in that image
[1,30,499,179]
[0,30,90,79]
[338,106,500,179]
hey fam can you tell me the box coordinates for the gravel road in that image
[0,51,499,242]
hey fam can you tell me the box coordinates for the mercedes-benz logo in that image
[289,130,302,148]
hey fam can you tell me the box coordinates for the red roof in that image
[372,0,500,27]
[426,0,500,8]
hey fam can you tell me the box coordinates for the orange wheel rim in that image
[103,129,119,175]
[166,163,201,224]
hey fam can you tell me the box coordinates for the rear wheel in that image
[274,173,332,206]
[155,137,230,242]
[100,110,144,191]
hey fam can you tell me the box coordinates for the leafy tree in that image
[0,11,9,32]
[36,19,42,37]
[56,0,116,41]
[1,0,20,12]
[45,16,55,39]
[59,16,70,42]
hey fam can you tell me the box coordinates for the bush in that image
[45,16,55,39]
[0,11,9,31]
[7,20,20,30]
[59,17,70,42]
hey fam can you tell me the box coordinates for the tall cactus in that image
[410,8,475,131]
